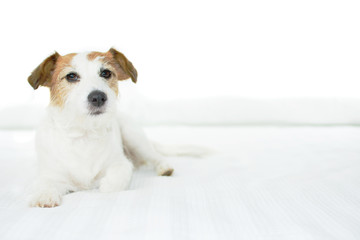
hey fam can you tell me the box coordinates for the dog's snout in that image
[88,90,107,107]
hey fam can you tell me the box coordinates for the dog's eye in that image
[100,69,112,79]
[66,72,79,82]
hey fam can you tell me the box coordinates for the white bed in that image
[1,126,360,240]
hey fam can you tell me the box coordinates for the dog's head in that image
[28,48,137,119]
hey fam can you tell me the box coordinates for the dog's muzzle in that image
[88,90,107,107]
[88,90,107,115]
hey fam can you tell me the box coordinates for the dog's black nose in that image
[88,90,107,107]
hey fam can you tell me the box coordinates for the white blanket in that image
[0,127,360,240]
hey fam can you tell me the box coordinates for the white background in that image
[0,0,359,111]
[0,0,360,104]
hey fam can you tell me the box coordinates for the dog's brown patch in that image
[28,52,60,89]
[50,53,77,107]
[87,50,137,83]
[87,51,107,61]
[87,52,119,96]
[108,78,119,96]
[108,48,138,83]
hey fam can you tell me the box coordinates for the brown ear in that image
[28,52,60,90]
[108,48,137,83]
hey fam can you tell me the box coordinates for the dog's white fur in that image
[28,52,174,207]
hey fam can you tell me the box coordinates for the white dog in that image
[27,48,177,208]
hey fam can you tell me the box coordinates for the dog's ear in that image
[108,48,137,83]
[28,52,60,90]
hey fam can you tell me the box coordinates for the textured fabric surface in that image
[0,127,360,240]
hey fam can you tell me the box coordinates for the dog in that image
[27,48,175,207]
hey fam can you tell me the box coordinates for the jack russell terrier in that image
[27,48,183,207]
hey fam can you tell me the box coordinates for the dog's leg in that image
[29,176,70,208]
[99,159,133,192]
[118,114,174,176]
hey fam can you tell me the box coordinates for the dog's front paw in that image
[29,189,62,208]
[156,164,174,176]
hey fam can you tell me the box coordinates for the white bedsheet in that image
[0,126,360,240]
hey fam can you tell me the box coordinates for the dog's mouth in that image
[90,110,104,115]
[88,106,106,116]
